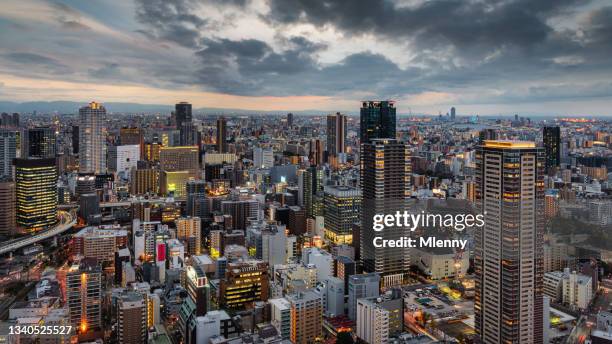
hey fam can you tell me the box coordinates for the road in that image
[0,210,76,255]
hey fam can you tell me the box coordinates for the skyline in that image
[0,0,611,116]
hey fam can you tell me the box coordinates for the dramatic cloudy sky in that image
[1,0,612,115]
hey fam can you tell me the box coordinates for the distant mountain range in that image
[0,100,332,116]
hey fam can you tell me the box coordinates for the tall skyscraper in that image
[175,102,192,128]
[287,112,294,127]
[0,179,16,236]
[475,140,544,344]
[26,127,56,158]
[176,217,202,255]
[543,126,561,174]
[360,101,396,143]
[66,260,102,333]
[361,139,411,286]
[0,129,17,178]
[116,292,147,344]
[326,112,347,157]
[79,102,107,174]
[309,139,324,166]
[216,116,227,153]
[15,158,57,232]
[450,106,456,120]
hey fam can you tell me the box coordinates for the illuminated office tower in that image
[15,158,57,232]
[0,179,16,236]
[117,291,147,344]
[144,142,162,162]
[176,217,202,255]
[360,101,396,143]
[543,126,561,174]
[216,116,228,153]
[79,102,107,174]
[130,168,160,195]
[219,260,269,310]
[26,127,56,158]
[475,140,544,344]
[0,129,17,178]
[361,139,411,285]
[66,260,102,333]
[323,185,361,245]
[326,112,347,157]
[175,102,192,128]
[160,146,199,176]
[287,291,323,344]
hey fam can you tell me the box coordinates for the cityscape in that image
[0,101,610,344]
[1,1,612,344]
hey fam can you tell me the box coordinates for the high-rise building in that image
[73,226,129,263]
[360,101,396,143]
[348,273,380,320]
[543,126,561,174]
[160,170,195,197]
[475,140,544,344]
[175,102,192,128]
[160,146,199,175]
[186,180,207,218]
[361,139,411,285]
[15,158,57,232]
[72,125,79,154]
[0,180,16,236]
[185,263,210,316]
[303,166,323,218]
[26,127,56,158]
[119,127,144,157]
[287,291,322,344]
[324,185,361,245]
[116,291,147,344]
[219,260,269,309]
[450,106,456,120]
[287,113,294,127]
[216,116,227,153]
[79,102,106,174]
[0,129,17,178]
[176,217,202,255]
[270,298,291,340]
[253,146,274,169]
[144,142,162,162]
[221,199,259,230]
[66,260,102,333]
[130,168,160,195]
[356,291,403,344]
[479,128,498,143]
[326,112,347,157]
[309,139,324,166]
[108,144,140,174]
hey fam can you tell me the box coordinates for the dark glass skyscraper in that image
[15,158,58,232]
[175,102,192,128]
[26,127,56,158]
[360,101,396,143]
[217,116,228,153]
[326,112,347,157]
[543,126,561,173]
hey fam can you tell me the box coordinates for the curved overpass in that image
[0,210,76,255]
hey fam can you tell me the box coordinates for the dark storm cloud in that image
[135,0,207,48]
[1,52,72,75]
[131,0,612,102]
